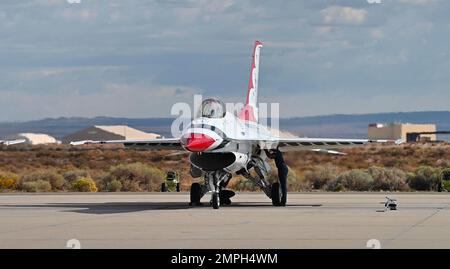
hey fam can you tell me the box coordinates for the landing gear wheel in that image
[190,183,201,206]
[271,182,281,206]
[220,198,231,206]
[161,183,167,192]
[211,192,220,209]
[219,190,234,206]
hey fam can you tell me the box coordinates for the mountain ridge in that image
[0,111,449,140]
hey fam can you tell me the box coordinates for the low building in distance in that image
[7,133,59,145]
[62,125,160,144]
[368,123,437,142]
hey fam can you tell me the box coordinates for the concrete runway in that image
[0,192,449,249]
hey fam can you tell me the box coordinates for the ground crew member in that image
[266,149,288,206]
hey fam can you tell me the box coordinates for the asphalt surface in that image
[0,192,449,249]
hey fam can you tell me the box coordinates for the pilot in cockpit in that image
[198,98,226,119]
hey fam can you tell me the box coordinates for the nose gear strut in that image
[190,170,233,209]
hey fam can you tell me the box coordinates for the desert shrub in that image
[124,180,141,192]
[341,169,373,191]
[442,168,450,181]
[444,180,450,192]
[231,167,308,192]
[88,169,108,181]
[101,163,165,192]
[0,172,19,190]
[305,164,338,189]
[407,166,442,191]
[63,170,90,184]
[286,168,309,191]
[368,167,409,191]
[233,176,259,191]
[106,179,122,192]
[327,169,373,191]
[71,177,98,192]
[20,170,65,190]
[21,180,52,192]
[324,178,344,192]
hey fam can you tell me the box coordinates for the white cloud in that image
[60,9,97,21]
[19,66,126,79]
[33,0,61,5]
[321,6,368,25]
[103,83,198,98]
[315,26,334,35]
[175,0,235,23]
[0,83,203,121]
[398,0,439,4]
[0,0,449,120]
[370,28,384,40]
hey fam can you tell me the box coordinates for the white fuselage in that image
[181,112,274,173]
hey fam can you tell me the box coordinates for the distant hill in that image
[0,117,175,139]
[281,111,450,139]
[0,111,449,140]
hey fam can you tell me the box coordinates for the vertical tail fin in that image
[239,40,263,122]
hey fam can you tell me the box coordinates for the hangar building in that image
[62,125,160,144]
[7,133,59,145]
[368,123,437,142]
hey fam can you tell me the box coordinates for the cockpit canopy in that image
[198,98,226,119]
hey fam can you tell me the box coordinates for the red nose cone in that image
[185,133,215,152]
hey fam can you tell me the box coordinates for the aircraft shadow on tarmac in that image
[2,202,322,215]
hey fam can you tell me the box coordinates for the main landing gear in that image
[189,182,203,206]
[242,150,288,207]
[189,149,288,209]
[271,182,287,207]
[240,170,286,207]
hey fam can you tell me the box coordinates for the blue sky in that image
[0,0,449,121]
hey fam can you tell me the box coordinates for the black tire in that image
[190,183,201,205]
[219,190,234,206]
[212,192,220,209]
[271,182,281,206]
[161,183,167,192]
[176,183,181,192]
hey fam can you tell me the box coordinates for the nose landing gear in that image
[189,171,233,209]
[211,192,220,209]
[207,171,232,209]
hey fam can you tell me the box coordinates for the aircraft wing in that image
[0,139,26,146]
[70,138,183,150]
[246,137,390,152]
[310,149,347,155]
